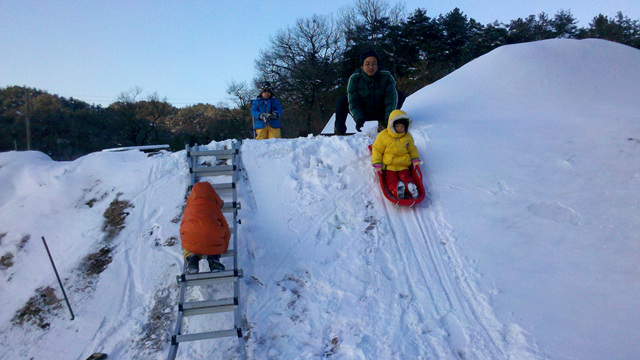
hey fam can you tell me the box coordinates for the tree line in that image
[0,86,252,160]
[2,0,639,160]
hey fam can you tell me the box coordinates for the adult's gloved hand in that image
[355,118,365,132]
[259,113,270,121]
[271,112,279,119]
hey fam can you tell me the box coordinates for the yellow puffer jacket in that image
[371,110,419,171]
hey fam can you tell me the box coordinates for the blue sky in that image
[1,0,638,107]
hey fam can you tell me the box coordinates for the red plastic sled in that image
[368,145,427,207]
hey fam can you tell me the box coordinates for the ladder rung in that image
[222,201,240,213]
[189,149,238,157]
[173,328,241,343]
[191,165,236,176]
[177,269,243,286]
[180,297,238,316]
[196,154,234,161]
[220,249,234,258]
[212,182,236,193]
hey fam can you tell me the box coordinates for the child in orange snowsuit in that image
[180,181,231,274]
[371,109,421,199]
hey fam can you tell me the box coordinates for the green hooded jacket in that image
[347,68,399,122]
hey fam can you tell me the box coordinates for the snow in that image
[1,38,640,360]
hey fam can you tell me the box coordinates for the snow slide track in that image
[381,201,538,359]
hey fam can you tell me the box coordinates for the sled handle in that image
[414,164,423,182]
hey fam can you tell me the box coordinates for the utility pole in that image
[25,93,31,150]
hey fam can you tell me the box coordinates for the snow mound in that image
[1,39,640,360]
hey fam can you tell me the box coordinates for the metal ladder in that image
[167,141,246,360]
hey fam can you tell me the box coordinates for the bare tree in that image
[112,87,172,145]
[339,0,405,44]
[226,80,252,109]
[256,14,344,134]
[226,80,254,134]
[141,92,174,143]
[116,86,143,105]
[354,0,405,26]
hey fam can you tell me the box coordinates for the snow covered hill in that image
[1,38,639,360]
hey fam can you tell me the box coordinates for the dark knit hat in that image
[259,81,273,94]
[359,50,379,66]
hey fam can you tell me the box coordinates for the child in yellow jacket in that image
[371,110,420,199]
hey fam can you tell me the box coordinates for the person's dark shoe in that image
[208,256,225,272]
[186,255,200,274]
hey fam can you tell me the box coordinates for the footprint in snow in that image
[375,248,397,280]
[527,201,582,226]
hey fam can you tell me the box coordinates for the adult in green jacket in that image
[334,50,406,135]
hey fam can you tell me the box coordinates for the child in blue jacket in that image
[251,82,283,139]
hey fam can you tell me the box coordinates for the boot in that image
[208,256,225,272]
[407,182,419,199]
[186,255,200,274]
[396,181,405,199]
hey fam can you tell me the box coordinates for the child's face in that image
[394,123,406,133]
[261,90,272,99]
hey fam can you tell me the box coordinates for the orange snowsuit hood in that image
[180,182,230,256]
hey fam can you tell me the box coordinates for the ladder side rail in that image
[235,275,248,360]
[231,140,247,360]
[191,143,200,186]
[232,212,239,273]
[167,263,188,360]
[194,143,201,185]
[186,143,196,187]
[232,214,238,270]
[169,142,190,360]
[232,143,239,206]
[234,277,242,334]
[232,141,240,272]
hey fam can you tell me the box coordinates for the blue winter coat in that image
[251,97,283,129]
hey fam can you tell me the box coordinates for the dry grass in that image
[81,247,113,276]
[18,234,30,250]
[136,285,177,353]
[0,252,14,270]
[12,286,62,329]
[102,193,133,241]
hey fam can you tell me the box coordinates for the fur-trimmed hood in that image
[387,109,411,135]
